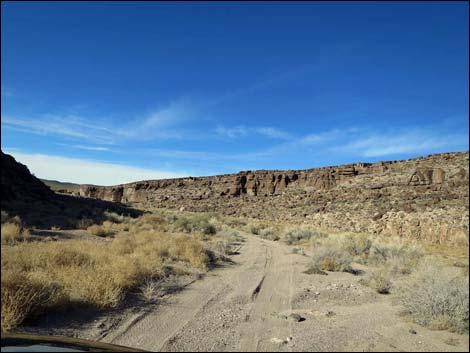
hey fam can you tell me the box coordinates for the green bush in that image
[341,233,372,258]
[284,226,327,245]
[217,227,243,243]
[368,238,422,272]
[173,214,217,235]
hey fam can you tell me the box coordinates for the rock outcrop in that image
[77,151,469,244]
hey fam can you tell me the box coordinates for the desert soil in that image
[85,234,468,352]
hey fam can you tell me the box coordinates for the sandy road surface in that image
[99,235,469,352]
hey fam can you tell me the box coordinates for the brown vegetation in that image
[1,210,242,332]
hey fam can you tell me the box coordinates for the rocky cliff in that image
[79,151,469,243]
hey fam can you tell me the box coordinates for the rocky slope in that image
[1,151,141,228]
[78,151,469,243]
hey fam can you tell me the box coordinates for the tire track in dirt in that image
[105,235,271,351]
[99,234,469,352]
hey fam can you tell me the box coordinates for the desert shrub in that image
[248,223,261,235]
[247,222,271,235]
[173,214,217,235]
[167,234,209,269]
[368,238,423,273]
[139,278,160,303]
[211,239,232,256]
[1,271,64,332]
[259,227,280,241]
[218,227,243,243]
[341,233,373,259]
[139,213,166,227]
[1,229,211,331]
[309,245,353,273]
[284,226,327,245]
[1,222,30,245]
[103,211,128,224]
[209,227,243,256]
[223,217,247,228]
[397,260,469,334]
[86,224,113,237]
[364,267,393,294]
[76,218,94,229]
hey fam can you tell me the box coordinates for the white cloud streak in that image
[3,115,117,144]
[215,125,292,140]
[2,98,199,145]
[57,144,114,152]
[340,129,468,157]
[5,151,188,185]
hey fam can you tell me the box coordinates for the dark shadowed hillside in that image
[1,151,142,228]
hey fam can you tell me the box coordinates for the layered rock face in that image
[79,151,469,243]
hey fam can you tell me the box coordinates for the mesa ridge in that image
[79,151,469,243]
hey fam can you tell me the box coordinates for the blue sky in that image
[1,1,468,185]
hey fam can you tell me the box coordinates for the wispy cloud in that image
[339,128,468,157]
[2,98,201,144]
[120,98,199,140]
[136,122,468,168]
[300,128,359,145]
[57,143,114,152]
[2,69,310,145]
[214,125,292,140]
[3,115,117,144]
[143,148,274,162]
[5,150,188,185]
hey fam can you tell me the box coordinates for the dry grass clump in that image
[245,222,281,241]
[1,229,210,331]
[362,267,393,294]
[1,214,30,245]
[396,260,469,334]
[246,222,269,235]
[1,271,64,332]
[139,278,161,303]
[139,213,167,227]
[103,211,129,224]
[284,226,327,245]
[87,224,113,237]
[258,226,280,241]
[308,245,353,274]
[222,217,247,229]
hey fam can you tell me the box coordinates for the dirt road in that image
[99,235,468,352]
